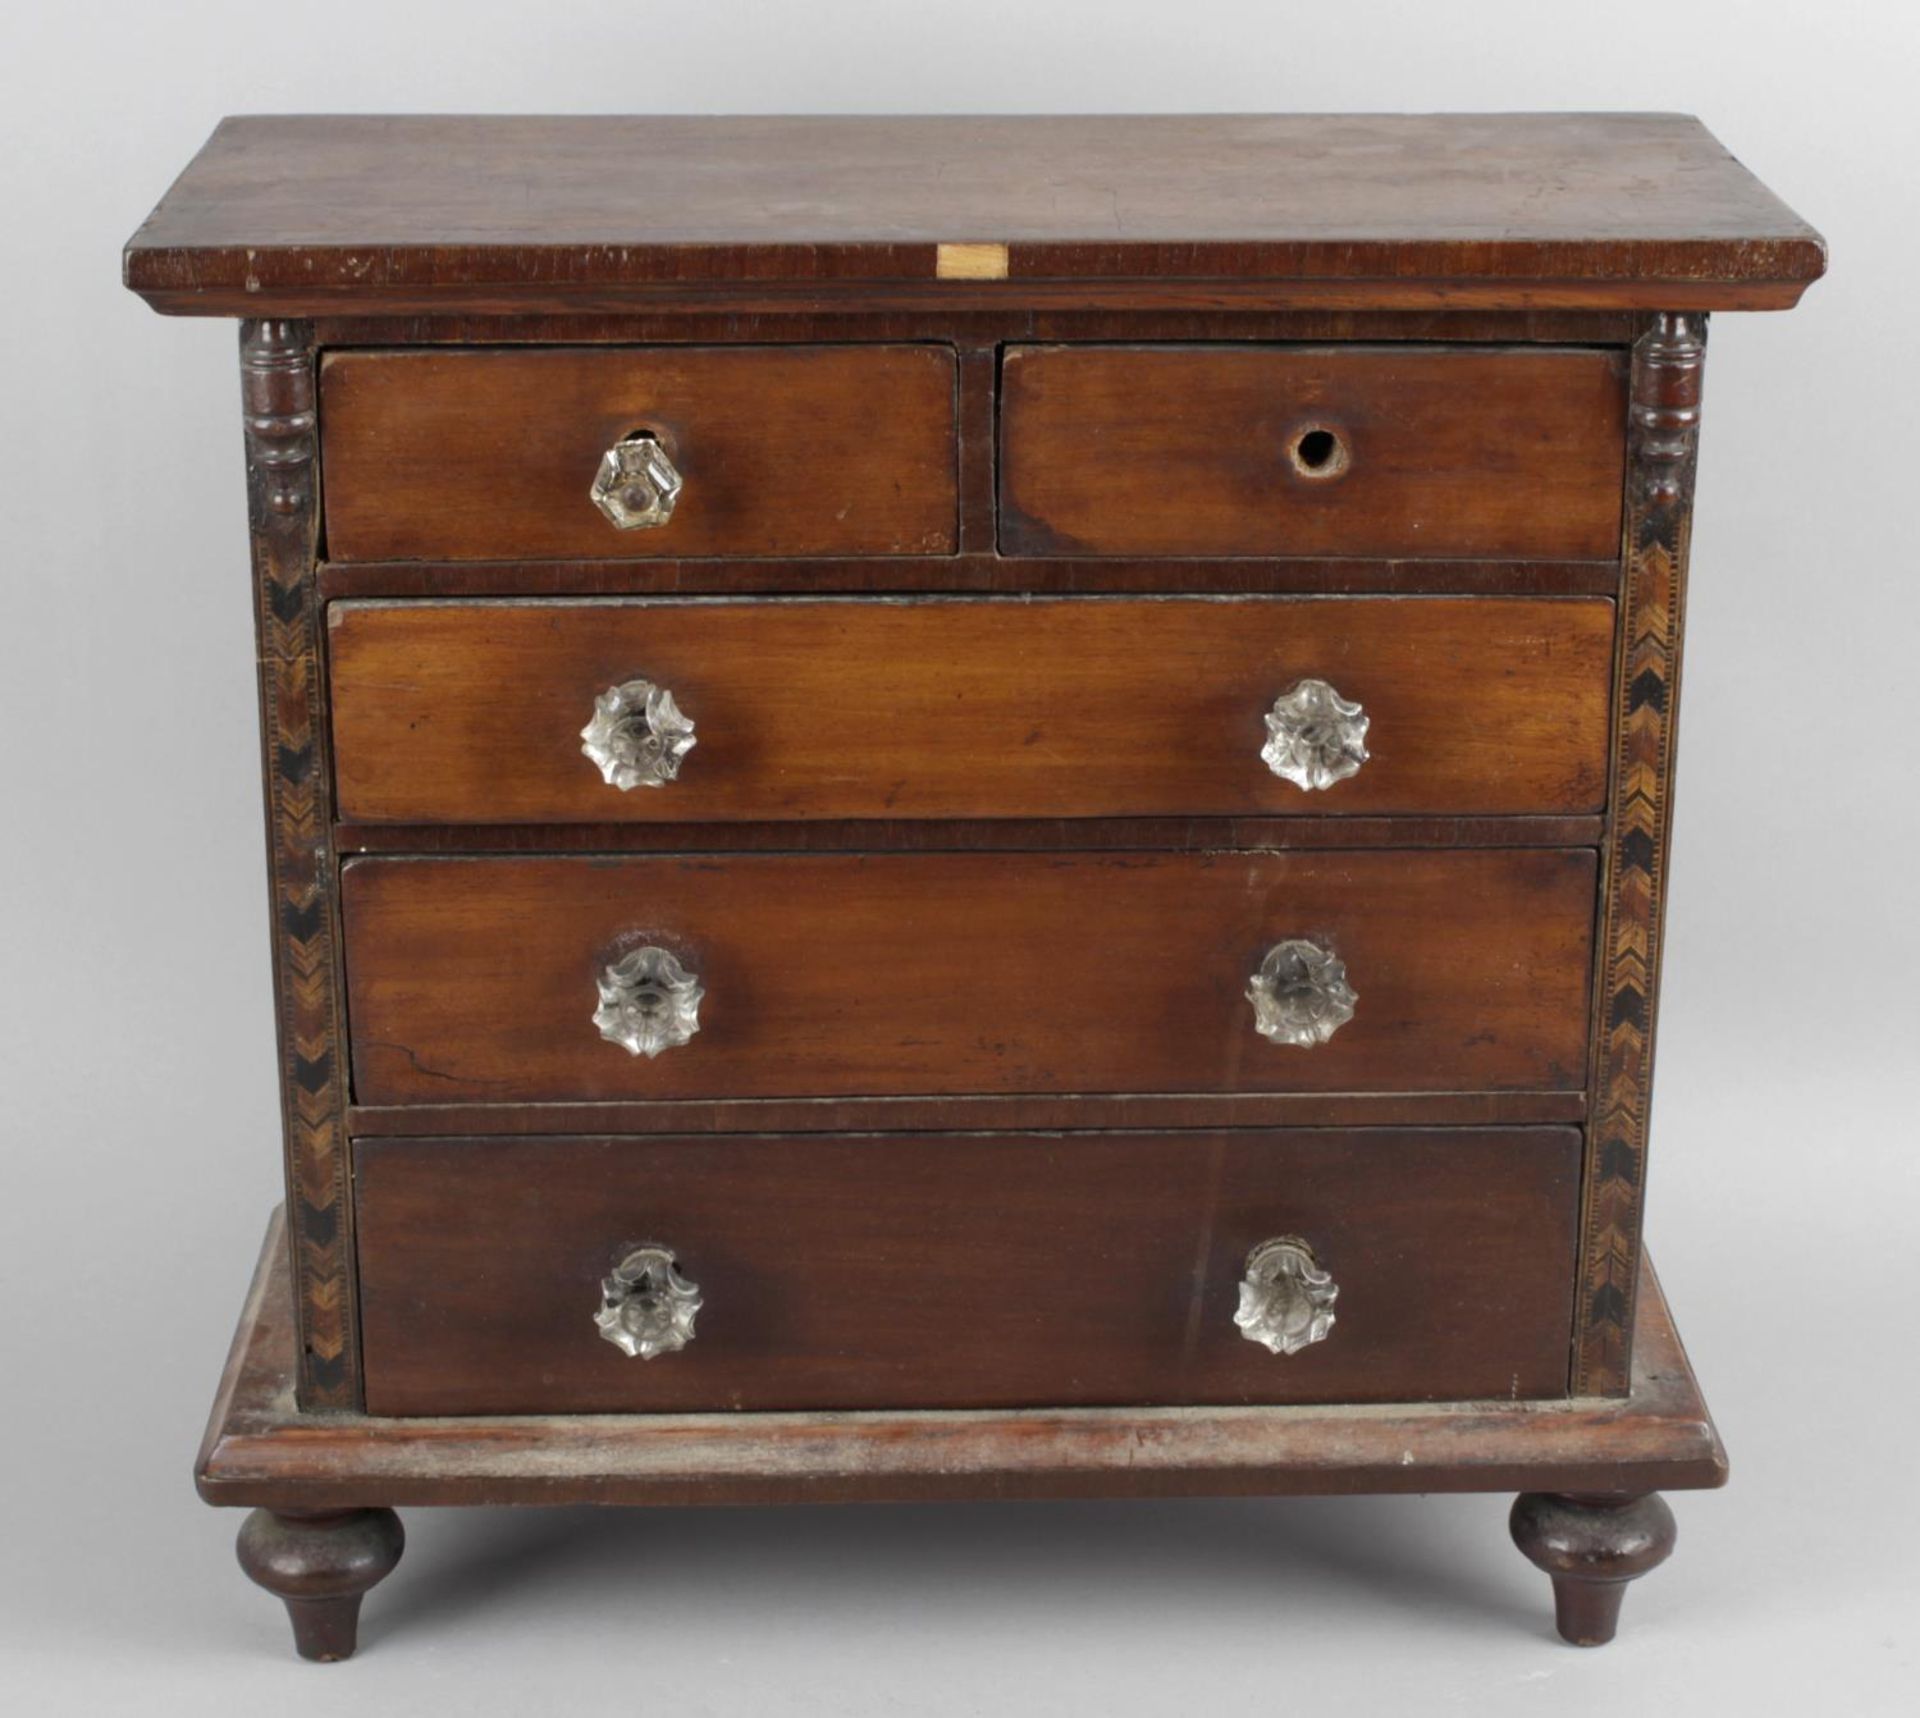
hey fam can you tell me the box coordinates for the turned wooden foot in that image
[236,1508,405,1661]
[1509,1492,1676,1646]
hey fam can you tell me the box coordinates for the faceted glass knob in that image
[581,677,696,791]
[593,946,703,1059]
[591,431,683,529]
[1247,939,1357,1048]
[1261,678,1370,790]
[1234,1237,1338,1356]
[595,1245,702,1359]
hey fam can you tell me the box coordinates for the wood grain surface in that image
[316,553,1623,603]
[328,597,1615,824]
[331,815,1607,858]
[344,1088,1588,1139]
[353,1129,1582,1414]
[125,115,1825,315]
[309,305,1646,355]
[1001,346,1627,559]
[319,346,957,561]
[341,849,1597,1105]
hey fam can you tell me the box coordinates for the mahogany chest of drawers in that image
[124,113,1824,1659]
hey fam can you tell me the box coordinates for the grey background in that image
[3,0,1915,1710]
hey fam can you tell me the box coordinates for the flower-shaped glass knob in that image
[1261,678,1370,790]
[595,1245,702,1359]
[593,946,703,1059]
[581,677,696,791]
[591,431,683,529]
[1234,1237,1338,1356]
[1247,939,1357,1048]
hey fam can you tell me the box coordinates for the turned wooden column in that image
[1510,1492,1677,1646]
[236,1508,405,1660]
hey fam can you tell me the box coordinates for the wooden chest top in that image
[123,112,1824,313]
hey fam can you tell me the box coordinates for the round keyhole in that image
[1288,426,1349,481]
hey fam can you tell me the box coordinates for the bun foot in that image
[1509,1492,1676,1646]
[236,1507,405,1661]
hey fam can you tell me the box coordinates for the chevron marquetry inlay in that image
[241,318,357,1411]
[1575,312,1707,1397]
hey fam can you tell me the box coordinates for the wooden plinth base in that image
[201,1209,1725,1658]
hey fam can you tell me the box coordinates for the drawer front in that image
[355,1128,1582,1414]
[342,849,1595,1105]
[330,596,1614,824]
[1000,345,1627,559]
[319,345,958,561]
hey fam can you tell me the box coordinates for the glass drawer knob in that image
[582,677,696,790]
[591,430,682,529]
[595,1245,702,1359]
[1262,678,1369,790]
[593,945,703,1059]
[1247,939,1356,1048]
[1234,1237,1338,1356]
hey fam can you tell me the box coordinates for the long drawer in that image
[1000,344,1628,559]
[327,596,1615,823]
[341,849,1596,1105]
[319,345,959,561]
[354,1128,1583,1414]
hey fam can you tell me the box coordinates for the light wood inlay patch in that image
[937,242,1010,280]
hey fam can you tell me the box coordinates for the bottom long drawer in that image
[355,1129,1580,1415]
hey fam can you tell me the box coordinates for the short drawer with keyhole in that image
[998,344,1629,559]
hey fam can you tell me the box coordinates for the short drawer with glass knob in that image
[125,113,1823,1660]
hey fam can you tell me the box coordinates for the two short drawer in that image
[354,1129,1582,1415]
[318,343,1626,562]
